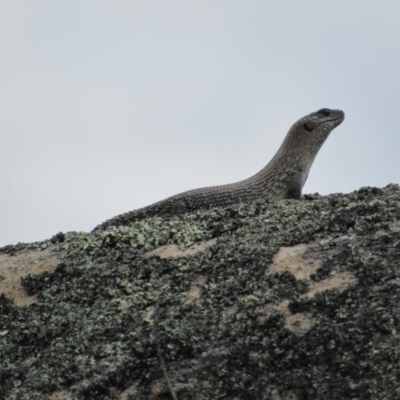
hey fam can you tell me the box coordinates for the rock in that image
[1,184,400,399]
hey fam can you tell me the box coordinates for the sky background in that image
[1,1,399,246]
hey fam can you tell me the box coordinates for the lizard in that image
[93,108,345,231]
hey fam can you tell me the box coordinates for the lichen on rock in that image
[1,184,400,399]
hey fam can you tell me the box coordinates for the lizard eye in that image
[304,122,315,132]
[318,108,331,117]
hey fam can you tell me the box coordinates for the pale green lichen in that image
[0,184,400,399]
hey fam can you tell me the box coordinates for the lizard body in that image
[93,108,344,231]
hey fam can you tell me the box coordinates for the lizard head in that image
[289,108,345,153]
[275,108,345,199]
[278,108,345,161]
[301,108,344,133]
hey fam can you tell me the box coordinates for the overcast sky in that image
[1,1,399,246]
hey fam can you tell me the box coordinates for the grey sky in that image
[1,1,399,246]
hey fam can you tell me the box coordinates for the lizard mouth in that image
[328,110,345,127]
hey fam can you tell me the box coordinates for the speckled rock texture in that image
[1,184,400,400]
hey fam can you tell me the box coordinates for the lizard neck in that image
[247,123,332,200]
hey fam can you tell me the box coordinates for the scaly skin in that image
[93,108,345,231]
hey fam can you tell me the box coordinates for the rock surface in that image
[1,184,400,400]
